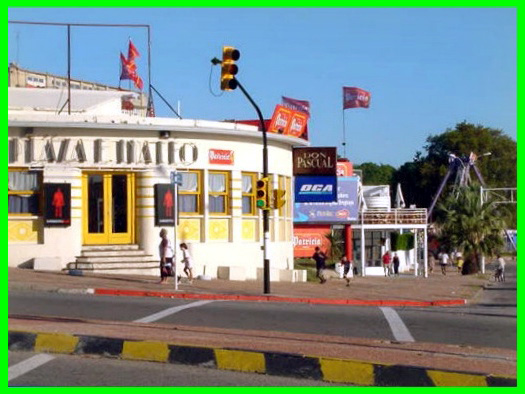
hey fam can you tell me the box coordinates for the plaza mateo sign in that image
[209,149,234,165]
[293,147,337,176]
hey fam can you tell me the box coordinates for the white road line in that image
[8,353,56,382]
[379,307,415,342]
[134,300,216,323]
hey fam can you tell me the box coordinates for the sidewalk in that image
[8,266,489,305]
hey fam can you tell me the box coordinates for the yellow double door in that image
[82,173,135,245]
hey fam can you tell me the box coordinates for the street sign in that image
[170,171,183,186]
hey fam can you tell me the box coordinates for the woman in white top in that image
[180,243,194,284]
[158,229,174,284]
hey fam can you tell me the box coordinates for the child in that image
[341,256,352,286]
[179,243,194,284]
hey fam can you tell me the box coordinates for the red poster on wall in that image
[293,225,332,258]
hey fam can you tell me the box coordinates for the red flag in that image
[120,52,137,80]
[128,39,140,61]
[282,96,310,117]
[343,87,371,109]
[132,75,144,90]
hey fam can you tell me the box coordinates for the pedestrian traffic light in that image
[256,177,270,210]
[272,189,286,209]
[221,46,240,91]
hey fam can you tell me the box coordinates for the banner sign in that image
[268,105,308,139]
[293,225,331,258]
[154,184,175,226]
[343,87,371,109]
[293,147,337,176]
[294,176,359,222]
[294,175,337,203]
[336,160,353,177]
[44,183,71,226]
[209,149,234,165]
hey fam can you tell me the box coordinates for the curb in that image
[91,288,468,307]
[8,330,515,387]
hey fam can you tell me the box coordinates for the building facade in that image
[8,87,308,281]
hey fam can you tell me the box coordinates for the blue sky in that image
[7,7,517,167]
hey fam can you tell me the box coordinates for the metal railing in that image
[360,208,427,225]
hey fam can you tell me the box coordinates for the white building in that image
[8,87,308,282]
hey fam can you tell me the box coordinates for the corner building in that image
[8,88,307,281]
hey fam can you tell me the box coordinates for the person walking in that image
[312,246,327,284]
[393,252,400,276]
[456,252,464,274]
[179,243,194,284]
[341,256,352,286]
[158,228,174,284]
[382,251,392,277]
[495,254,506,282]
[439,251,449,275]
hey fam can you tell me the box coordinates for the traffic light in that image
[272,189,286,209]
[256,177,270,210]
[221,46,240,91]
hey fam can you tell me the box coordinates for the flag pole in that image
[342,108,347,159]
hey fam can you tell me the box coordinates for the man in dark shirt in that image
[312,246,327,284]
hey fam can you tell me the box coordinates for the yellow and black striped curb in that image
[8,330,516,387]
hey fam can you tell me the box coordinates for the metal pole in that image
[174,181,179,291]
[235,79,270,294]
[67,24,71,115]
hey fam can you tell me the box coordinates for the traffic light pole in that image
[235,79,271,294]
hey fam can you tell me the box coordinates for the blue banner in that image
[294,176,359,222]
[294,175,337,203]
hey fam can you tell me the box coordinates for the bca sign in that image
[294,175,338,203]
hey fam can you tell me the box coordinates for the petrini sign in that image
[293,147,337,176]
[209,149,234,165]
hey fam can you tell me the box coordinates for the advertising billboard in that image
[44,183,71,226]
[294,176,359,223]
[293,225,331,258]
[294,175,338,203]
[293,147,337,176]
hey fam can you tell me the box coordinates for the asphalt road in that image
[8,351,340,386]
[8,267,516,350]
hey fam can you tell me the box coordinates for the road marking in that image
[134,300,216,323]
[379,307,415,342]
[8,353,55,382]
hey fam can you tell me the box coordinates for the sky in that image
[7,7,517,168]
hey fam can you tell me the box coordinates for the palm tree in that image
[435,186,505,274]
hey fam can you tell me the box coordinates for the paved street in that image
[7,261,517,386]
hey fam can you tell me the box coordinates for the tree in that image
[354,162,396,185]
[435,186,505,274]
[393,122,516,227]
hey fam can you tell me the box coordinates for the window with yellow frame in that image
[178,170,201,214]
[209,171,230,215]
[241,172,256,215]
[8,169,42,215]
[278,175,292,217]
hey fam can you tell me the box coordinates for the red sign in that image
[293,225,331,258]
[268,105,308,138]
[343,87,371,109]
[209,149,234,165]
[336,161,353,177]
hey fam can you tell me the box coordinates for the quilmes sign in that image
[294,175,338,203]
[293,147,337,176]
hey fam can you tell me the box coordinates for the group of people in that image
[158,228,193,284]
[381,251,401,277]
[312,247,356,286]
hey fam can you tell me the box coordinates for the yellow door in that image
[83,173,135,245]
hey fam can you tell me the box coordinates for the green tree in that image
[393,122,516,225]
[435,186,505,274]
[354,162,396,185]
